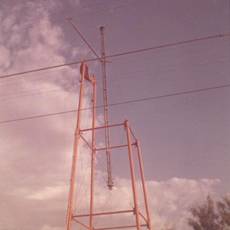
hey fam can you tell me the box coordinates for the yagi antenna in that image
[66,17,101,60]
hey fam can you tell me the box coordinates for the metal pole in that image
[124,120,141,230]
[135,140,152,230]
[89,77,96,230]
[66,63,86,230]
[99,26,113,189]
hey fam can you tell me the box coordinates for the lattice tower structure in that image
[66,62,153,230]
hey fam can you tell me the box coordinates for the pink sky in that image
[0,0,229,229]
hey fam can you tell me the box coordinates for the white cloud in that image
[27,185,67,200]
[0,2,90,229]
[87,177,220,230]
[25,176,220,230]
[41,225,63,230]
[147,178,220,229]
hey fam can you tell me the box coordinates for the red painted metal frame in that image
[66,62,152,230]
[135,141,152,229]
[125,120,141,230]
[94,224,148,230]
[80,123,124,132]
[74,209,134,218]
[66,62,87,230]
[89,76,96,230]
[95,144,129,152]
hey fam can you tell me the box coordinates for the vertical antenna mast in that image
[100,26,113,190]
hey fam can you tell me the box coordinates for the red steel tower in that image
[66,28,152,230]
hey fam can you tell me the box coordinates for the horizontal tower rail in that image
[95,144,129,152]
[94,224,148,230]
[80,122,124,132]
[74,209,134,218]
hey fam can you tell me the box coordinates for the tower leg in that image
[89,79,96,230]
[135,140,152,230]
[125,120,141,230]
[66,64,86,230]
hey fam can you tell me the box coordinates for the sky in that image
[0,0,229,230]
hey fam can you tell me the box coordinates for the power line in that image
[109,82,230,106]
[0,54,228,90]
[107,33,230,59]
[1,82,229,125]
[0,32,229,80]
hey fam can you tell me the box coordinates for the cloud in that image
[85,177,220,230]
[147,178,220,229]
[41,225,63,230]
[25,174,219,230]
[27,185,67,200]
[0,2,91,229]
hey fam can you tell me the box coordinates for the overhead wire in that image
[0,32,229,80]
[0,82,229,125]
[0,54,228,93]
[0,58,227,102]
